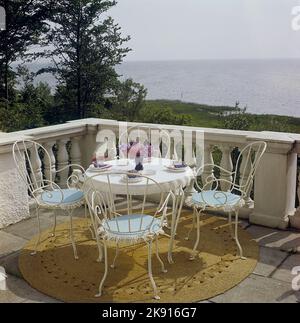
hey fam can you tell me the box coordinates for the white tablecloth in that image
[85,158,194,195]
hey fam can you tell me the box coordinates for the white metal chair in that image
[83,172,175,300]
[186,141,267,260]
[13,140,86,260]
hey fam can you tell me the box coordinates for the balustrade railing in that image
[0,118,299,230]
[292,144,300,229]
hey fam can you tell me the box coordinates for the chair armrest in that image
[194,163,235,191]
[56,164,86,190]
[56,164,86,175]
[196,163,235,177]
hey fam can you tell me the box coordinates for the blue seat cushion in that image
[41,189,84,205]
[102,214,162,237]
[192,191,242,208]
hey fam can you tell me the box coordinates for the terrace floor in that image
[0,207,300,303]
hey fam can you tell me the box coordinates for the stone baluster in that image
[161,131,171,159]
[43,141,56,183]
[29,143,43,189]
[239,145,254,208]
[195,130,204,169]
[150,129,161,158]
[220,144,233,191]
[107,136,117,160]
[69,137,83,189]
[296,170,300,212]
[80,124,98,169]
[184,131,197,201]
[170,130,183,161]
[70,137,82,166]
[95,129,117,160]
[184,130,195,166]
[292,158,300,229]
[56,138,70,187]
[201,143,214,190]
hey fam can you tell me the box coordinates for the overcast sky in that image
[109,0,300,61]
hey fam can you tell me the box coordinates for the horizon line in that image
[122,57,300,63]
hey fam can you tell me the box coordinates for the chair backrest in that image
[83,172,174,237]
[233,141,267,196]
[195,141,267,198]
[12,140,54,198]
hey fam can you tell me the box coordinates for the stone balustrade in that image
[291,135,300,230]
[0,118,299,230]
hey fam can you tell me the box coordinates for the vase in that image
[135,155,144,171]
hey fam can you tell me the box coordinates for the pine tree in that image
[41,0,131,119]
[0,0,50,103]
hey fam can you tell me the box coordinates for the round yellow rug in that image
[19,210,259,303]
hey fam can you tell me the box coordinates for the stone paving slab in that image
[253,247,289,277]
[210,274,300,303]
[0,274,58,303]
[0,231,27,258]
[240,220,251,230]
[3,274,59,303]
[23,299,61,303]
[246,225,300,253]
[3,216,55,241]
[0,287,26,303]
[0,251,22,278]
[272,254,300,284]
[3,209,86,241]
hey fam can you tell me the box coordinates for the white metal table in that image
[85,157,194,263]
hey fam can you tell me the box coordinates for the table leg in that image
[168,187,185,264]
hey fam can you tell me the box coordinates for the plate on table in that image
[164,163,188,173]
[88,163,112,172]
[120,171,144,183]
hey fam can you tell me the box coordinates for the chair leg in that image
[50,209,57,238]
[69,209,79,260]
[228,212,234,239]
[96,242,108,297]
[111,243,119,269]
[171,191,180,232]
[168,199,178,264]
[185,207,196,241]
[174,191,184,235]
[85,204,96,240]
[84,203,88,219]
[87,206,103,263]
[156,236,167,273]
[147,241,160,300]
[190,209,202,261]
[234,210,246,260]
[89,226,96,240]
[31,207,41,256]
[95,234,104,263]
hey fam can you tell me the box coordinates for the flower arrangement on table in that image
[119,141,154,171]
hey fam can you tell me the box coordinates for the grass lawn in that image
[145,99,300,133]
